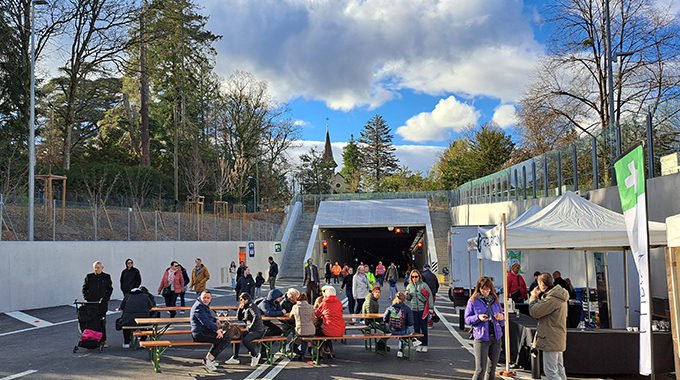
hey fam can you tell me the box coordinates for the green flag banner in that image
[614,144,652,376]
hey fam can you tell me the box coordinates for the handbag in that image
[115,317,124,331]
[225,324,242,341]
[161,286,172,297]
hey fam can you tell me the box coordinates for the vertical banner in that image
[506,251,522,271]
[615,144,652,376]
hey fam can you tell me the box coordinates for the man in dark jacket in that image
[268,257,278,290]
[237,292,265,367]
[303,258,320,302]
[119,287,154,348]
[120,258,141,295]
[238,267,256,298]
[421,264,439,301]
[82,261,113,346]
[235,261,246,301]
[259,288,284,336]
[552,271,576,299]
[191,291,230,371]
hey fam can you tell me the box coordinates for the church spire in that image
[322,120,337,169]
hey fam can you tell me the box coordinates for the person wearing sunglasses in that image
[405,269,433,352]
[158,261,185,317]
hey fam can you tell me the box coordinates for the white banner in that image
[475,224,503,262]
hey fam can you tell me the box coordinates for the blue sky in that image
[200,0,554,173]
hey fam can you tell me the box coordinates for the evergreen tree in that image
[295,148,334,195]
[357,115,399,190]
[340,134,361,192]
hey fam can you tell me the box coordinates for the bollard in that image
[531,349,541,379]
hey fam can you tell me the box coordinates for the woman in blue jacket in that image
[464,277,505,380]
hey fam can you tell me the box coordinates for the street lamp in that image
[28,0,49,241]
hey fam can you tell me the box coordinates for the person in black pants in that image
[226,292,265,367]
[191,291,231,371]
[119,287,154,348]
[340,267,355,313]
[178,264,190,311]
[119,258,141,295]
[82,261,113,347]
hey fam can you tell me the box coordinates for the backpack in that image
[389,307,405,331]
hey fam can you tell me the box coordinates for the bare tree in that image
[227,155,252,204]
[58,0,135,169]
[522,0,680,143]
[180,145,208,199]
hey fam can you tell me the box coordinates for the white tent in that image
[472,192,666,257]
[467,205,543,259]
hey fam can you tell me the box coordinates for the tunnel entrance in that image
[318,226,426,278]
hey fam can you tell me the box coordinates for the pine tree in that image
[340,134,361,192]
[357,115,399,190]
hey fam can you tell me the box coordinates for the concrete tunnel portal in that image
[318,226,427,277]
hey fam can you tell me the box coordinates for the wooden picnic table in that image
[150,305,237,311]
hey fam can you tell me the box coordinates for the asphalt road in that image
[0,280,626,380]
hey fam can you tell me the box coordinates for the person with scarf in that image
[190,258,210,297]
[158,261,185,317]
[405,269,433,352]
[464,277,505,380]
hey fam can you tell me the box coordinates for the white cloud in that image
[491,104,519,128]
[396,96,479,142]
[293,120,308,127]
[285,140,445,174]
[203,0,544,110]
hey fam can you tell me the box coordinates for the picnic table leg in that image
[263,341,274,365]
[312,340,323,365]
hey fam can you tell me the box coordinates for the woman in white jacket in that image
[229,261,237,289]
[352,265,370,313]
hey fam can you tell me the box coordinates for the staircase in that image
[279,212,317,279]
[429,209,452,274]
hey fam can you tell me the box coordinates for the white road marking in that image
[0,310,120,338]
[244,359,277,379]
[262,358,290,379]
[434,306,473,355]
[5,311,53,328]
[0,370,38,380]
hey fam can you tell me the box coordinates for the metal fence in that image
[452,111,678,206]
[0,194,285,241]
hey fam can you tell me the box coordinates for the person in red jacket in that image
[158,261,185,317]
[315,285,345,358]
[506,263,528,302]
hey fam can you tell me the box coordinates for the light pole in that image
[28,0,49,241]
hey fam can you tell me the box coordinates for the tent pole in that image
[479,259,483,278]
[604,252,613,328]
[624,249,630,328]
[502,213,510,373]
[584,250,590,325]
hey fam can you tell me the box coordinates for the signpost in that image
[248,241,255,258]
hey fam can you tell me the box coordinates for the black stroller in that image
[73,299,105,353]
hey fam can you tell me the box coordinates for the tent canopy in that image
[469,192,667,259]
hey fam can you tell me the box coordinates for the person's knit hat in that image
[372,285,381,292]
[321,285,336,296]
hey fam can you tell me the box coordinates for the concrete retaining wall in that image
[0,241,280,313]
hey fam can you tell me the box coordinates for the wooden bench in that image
[300,333,424,364]
[139,336,288,372]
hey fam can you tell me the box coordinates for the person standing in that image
[238,267,256,298]
[268,256,278,290]
[529,273,569,380]
[119,287,154,348]
[190,258,210,298]
[340,267,355,313]
[341,263,349,278]
[528,271,541,294]
[366,265,377,288]
[158,261,185,317]
[386,262,399,300]
[324,260,332,285]
[82,261,113,347]
[191,290,231,371]
[120,258,141,295]
[465,277,505,380]
[303,258,320,302]
[254,272,265,298]
[229,261,238,289]
[331,262,341,284]
[552,271,576,299]
[352,265,370,313]
[178,264,190,311]
[507,263,528,302]
[421,264,439,302]
[375,261,386,287]
[235,261,246,301]
[405,269,433,353]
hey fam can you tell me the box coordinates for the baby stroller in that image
[73,299,105,353]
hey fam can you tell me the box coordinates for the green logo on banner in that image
[614,145,645,213]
